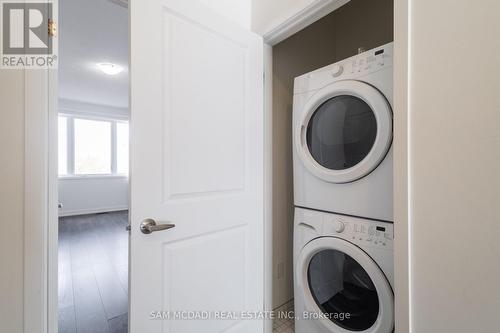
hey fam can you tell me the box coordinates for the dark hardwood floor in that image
[58,211,129,333]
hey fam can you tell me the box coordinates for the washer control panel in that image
[324,214,393,250]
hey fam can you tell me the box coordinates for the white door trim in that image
[24,69,48,333]
[263,43,274,333]
[24,69,58,333]
[393,0,410,331]
[47,70,59,333]
[262,0,350,45]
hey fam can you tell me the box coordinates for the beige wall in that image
[409,1,500,331]
[271,0,393,308]
[0,70,25,333]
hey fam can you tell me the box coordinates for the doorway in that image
[57,0,129,332]
[268,0,393,332]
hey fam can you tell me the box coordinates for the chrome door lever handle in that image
[140,218,175,234]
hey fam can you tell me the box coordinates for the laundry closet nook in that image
[270,0,394,316]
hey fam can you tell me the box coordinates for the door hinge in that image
[48,19,57,37]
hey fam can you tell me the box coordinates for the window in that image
[58,115,129,177]
[74,119,112,175]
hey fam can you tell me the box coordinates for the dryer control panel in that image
[348,47,391,76]
[293,42,393,94]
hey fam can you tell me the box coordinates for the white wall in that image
[58,177,129,216]
[0,70,24,333]
[408,1,500,332]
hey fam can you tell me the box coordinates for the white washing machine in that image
[293,43,393,221]
[294,207,394,333]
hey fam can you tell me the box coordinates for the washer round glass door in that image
[296,237,394,332]
[296,80,392,183]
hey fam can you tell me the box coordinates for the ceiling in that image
[59,0,128,108]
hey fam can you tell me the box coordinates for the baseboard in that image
[59,206,128,217]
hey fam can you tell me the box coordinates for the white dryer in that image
[293,43,393,221]
[294,207,394,333]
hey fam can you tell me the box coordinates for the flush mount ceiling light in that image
[97,62,124,75]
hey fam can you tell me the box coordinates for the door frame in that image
[23,0,410,333]
[24,69,58,333]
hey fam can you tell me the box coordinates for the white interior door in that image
[130,0,264,332]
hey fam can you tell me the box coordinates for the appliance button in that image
[334,220,345,233]
[331,64,344,77]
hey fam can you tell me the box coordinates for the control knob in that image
[331,64,344,77]
[334,220,345,233]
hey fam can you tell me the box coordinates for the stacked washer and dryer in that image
[292,43,394,333]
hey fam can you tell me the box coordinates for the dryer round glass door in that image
[296,237,394,333]
[296,80,392,183]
